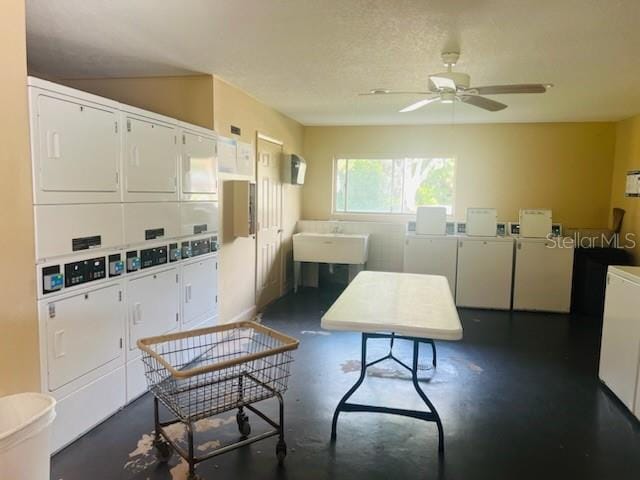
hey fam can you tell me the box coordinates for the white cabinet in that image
[599,267,640,415]
[34,204,124,260]
[42,283,124,391]
[29,82,121,204]
[126,267,180,356]
[122,110,178,201]
[456,237,514,310]
[513,238,575,313]
[123,202,180,244]
[181,127,218,201]
[180,202,219,237]
[182,256,219,330]
[403,234,458,297]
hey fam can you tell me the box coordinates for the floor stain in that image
[197,440,222,452]
[123,415,234,476]
[300,330,331,336]
[169,458,189,479]
[194,415,235,432]
[340,360,432,379]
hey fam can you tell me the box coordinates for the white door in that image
[45,284,124,391]
[181,131,217,200]
[256,138,284,309]
[403,236,458,297]
[599,273,640,411]
[127,267,179,355]
[513,239,575,312]
[36,94,119,201]
[124,115,178,199]
[456,239,514,310]
[182,256,218,329]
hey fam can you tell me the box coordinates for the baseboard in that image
[224,305,257,324]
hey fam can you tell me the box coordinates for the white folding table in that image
[321,271,463,454]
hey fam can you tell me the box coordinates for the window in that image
[334,157,455,215]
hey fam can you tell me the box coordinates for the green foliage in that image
[335,157,454,214]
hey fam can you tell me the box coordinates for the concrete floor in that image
[52,287,640,480]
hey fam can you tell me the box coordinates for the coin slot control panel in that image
[126,251,141,272]
[140,246,168,269]
[108,254,124,277]
[169,243,181,262]
[64,256,106,287]
[190,238,211,257]
[210,235,218,252]
[181,241,192,259]
[42,265,64,294]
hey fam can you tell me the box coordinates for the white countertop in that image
[321,271,463,340]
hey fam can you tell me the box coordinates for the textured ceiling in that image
[26,0,640,125]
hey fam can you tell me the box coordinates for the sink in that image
[293,232,369,265]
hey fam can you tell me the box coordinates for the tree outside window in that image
[334,157,455,215]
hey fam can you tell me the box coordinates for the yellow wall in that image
[60,76,214,129]
[303,123,617,228]
[0,0,40,395]
[213,77,304,321]
[609,115,640,264]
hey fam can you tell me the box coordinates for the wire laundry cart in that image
[138,321,299,479]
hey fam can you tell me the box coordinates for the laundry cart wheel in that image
[236,412,251,437]
[276,440,287,463]
[154,440,173,463]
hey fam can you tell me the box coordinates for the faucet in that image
[331,222,343,234]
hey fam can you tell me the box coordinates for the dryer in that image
[456,236,515,310]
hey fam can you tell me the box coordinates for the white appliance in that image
[599,266,640,420]
[512,237,575,312]
[403,233,458,297]
[456,236,514,310]
[466,208,497,237]
[28,77,221,452]
[416,206,447,235]
[519,209,552,238]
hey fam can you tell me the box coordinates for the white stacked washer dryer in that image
[28,77,220,452]
[455,208,515,310]
[403,206,458,298]
[512,210,575,313]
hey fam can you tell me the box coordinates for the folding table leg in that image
[412,340,444,454]
[330,333,368,440]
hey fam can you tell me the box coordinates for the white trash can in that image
[0,393,56,480]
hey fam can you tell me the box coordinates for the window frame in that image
[331,155,457,219]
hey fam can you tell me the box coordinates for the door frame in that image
[255,132,285,309]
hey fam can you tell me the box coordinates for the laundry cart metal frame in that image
[138,321,299,480]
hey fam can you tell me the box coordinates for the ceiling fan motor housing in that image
[428,72,470,92]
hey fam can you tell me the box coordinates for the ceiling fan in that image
[360,52,552,113]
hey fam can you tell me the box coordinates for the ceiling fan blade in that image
[359,90,431,96]
[399,97,440,113]
[468,84,550,95]
[429,75,457,91]
[460,95,507,112]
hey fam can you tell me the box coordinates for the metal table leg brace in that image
[330,332,444,454]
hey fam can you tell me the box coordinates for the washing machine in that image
[403,232,458,298]
[512,237,575,312]
[455,236,515,310]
